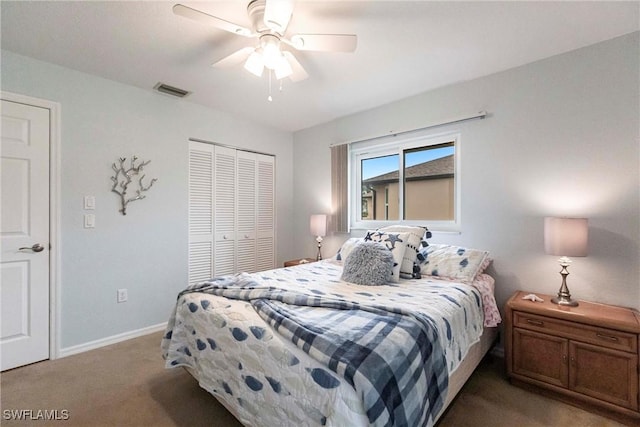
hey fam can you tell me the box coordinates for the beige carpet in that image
[0,331,630,426]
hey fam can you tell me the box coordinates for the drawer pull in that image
[596,333,619,342]
[526,319,544,326]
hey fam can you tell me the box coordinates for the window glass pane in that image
[361,154,399,220]
[403,143,454,220]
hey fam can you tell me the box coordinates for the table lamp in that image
[544,217,588,307]
[310,214,327,261]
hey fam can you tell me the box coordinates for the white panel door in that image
[1,99,50,371]
[214,146,236,276]
[188,142,214,285]
[256,154,275,271]
[236,151,256,273]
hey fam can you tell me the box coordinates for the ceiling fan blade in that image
[173,4,254,37]
[287,34,357,52]
[283,51,308,82]
[263,0,293,35]
[211,47,255,68]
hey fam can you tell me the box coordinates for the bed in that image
[162,235,501,427]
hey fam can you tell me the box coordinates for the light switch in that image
[84,214,95,228]
[84,195,96,210]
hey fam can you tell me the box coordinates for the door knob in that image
[19,243,45,253]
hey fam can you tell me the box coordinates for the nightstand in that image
[283,258,316,267]
[504,290,640,422]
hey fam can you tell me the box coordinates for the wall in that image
[292,32,640,314]
[1,50,294,350]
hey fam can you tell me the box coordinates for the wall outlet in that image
[117,288,128,303]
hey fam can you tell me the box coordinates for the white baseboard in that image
[57,322,167,359]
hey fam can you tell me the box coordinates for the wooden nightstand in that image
[283,258,316,267]
[505,291,640,422]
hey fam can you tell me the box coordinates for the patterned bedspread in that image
[162,260,486,427]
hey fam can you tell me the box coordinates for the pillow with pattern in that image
[364,230,409,283]
[416,229,433,265]
[341,241,394,286]
[379,225,430,278]
[418,243,490,283]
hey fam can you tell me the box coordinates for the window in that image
[351,132,460,231]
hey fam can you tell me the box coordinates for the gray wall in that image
[292,32,640,314]
[1,50,294,349]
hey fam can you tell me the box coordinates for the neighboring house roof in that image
[363,155,454,185]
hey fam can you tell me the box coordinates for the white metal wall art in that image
[110,156,157,215]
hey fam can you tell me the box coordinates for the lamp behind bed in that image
[310,214,327,261]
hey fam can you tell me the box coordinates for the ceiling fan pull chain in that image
[268,69,273,102]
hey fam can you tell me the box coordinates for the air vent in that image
[153,82,191,98]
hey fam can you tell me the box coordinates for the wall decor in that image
[110,156,157,215]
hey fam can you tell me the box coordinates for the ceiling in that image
[1,1,638,132]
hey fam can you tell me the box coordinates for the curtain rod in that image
[189,137,275,157]
[329,111,488,147]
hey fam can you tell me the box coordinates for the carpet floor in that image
[0,331,631,426]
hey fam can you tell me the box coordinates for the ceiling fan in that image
[173,1,357,82]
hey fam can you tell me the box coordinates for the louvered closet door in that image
[214,146,237,276]
[236,151,257,273]
[188,142,214,285]
[256,154,275,271]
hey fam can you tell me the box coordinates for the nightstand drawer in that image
[514,311,637,353]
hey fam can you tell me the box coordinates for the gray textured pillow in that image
[341,241,394,286]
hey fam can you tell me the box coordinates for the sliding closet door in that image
[256,154,275,271]
[214,146,237,276]
[188,142,214,285]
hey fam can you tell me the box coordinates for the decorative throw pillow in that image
[334,237,365,262]
[416,229,433,264]
[418,243,491,283]
[379,225,431,278]
[341,241,394,286]
[364,230,409,282]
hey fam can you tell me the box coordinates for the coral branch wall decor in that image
[110,156,158,215]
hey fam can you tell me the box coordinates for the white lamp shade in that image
[274,54,293,79]
[244,50,264,77]
[310,214,327,237]
[544,217,588,257]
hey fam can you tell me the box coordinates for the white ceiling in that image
[1,1,638,132]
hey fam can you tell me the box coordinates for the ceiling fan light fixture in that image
[261,34,282,70]
[274,55,293,79]
[244,50,265,77]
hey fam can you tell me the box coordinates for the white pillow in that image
[419,244,490,283]
[334,237,364,262]
[378,225,429,278]
[364,230,410,283]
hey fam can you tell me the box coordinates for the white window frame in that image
[350,130,461,232]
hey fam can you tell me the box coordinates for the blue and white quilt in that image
[162,260,484,427]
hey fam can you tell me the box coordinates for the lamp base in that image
[552,262,579,307]
[551,295,579,307]
[316,237,323,261]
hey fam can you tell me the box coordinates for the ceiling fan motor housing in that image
[247,0,270,34]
